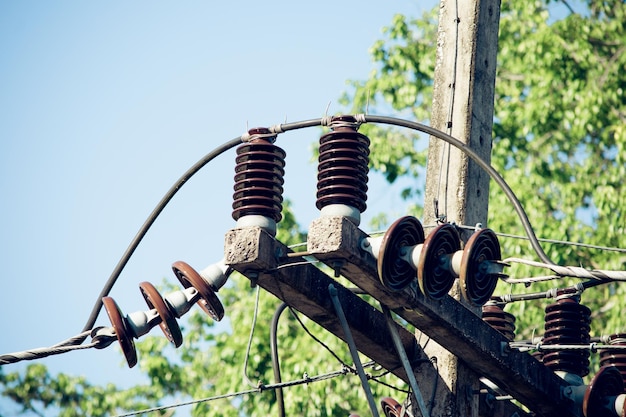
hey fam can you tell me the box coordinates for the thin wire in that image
[243,286,261,388]
[111,366,357,417]
[504,257,626,281]
[286,304,350,368]
[270,302,289,417]
[270,272,352,368]
[436,0,461,222]
[500,274,562,285]
[510,342,626,352]
[452,224,626,254]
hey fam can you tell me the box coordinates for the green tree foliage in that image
[344,0,626,343]
[0,363,165,417]
[3,1,626,414]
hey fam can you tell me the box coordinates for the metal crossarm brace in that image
[307,216,579,417]
[222,226,434,385]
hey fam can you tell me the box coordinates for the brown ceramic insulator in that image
[542,297,592,377]
[232,128,285,223]
[482,302,516,341]
[315,116,370,213]
[417,223,461,300]
[377,216,425,291]
[532,349,545,363]
[102,296,138,368]
[172,261,224,322]
[582,366,625,417]
[380,397,404,417]
[600,333,626,387]
[460,228,502,307]
[139,281,183,348]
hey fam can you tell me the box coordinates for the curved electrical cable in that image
[243,286,261,388]
[271,302,289,417]
[360,114,555,266]
[79,114,554,346]
[80,118,324,340]
[80,136,244,340]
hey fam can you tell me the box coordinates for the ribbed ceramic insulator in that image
[232,128,285,223]
[542,297,591,377]
[316,116,370,213]
[599,333,626,386]
[482,302,516,341]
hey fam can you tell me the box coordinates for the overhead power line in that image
[0,328,116,365]
[112,364,371,417]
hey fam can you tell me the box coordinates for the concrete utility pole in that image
[422,0,501,415]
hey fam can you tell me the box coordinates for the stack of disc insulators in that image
[599,333,626,386]
[542,297,591,377]
[482,301,516,341]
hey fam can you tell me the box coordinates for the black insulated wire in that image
[361,114,555,267]
[80,136,244,341]
[271,302,289,417]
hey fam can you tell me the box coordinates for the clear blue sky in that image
[0,1,435,415]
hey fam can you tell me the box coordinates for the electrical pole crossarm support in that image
[223,225,435,385]
[307,215,579,417]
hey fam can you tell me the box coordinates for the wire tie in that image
[269,124,284,134]
[574,282,585,294]
[354,113,366,124]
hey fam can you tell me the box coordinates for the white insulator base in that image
[320,204,361,226]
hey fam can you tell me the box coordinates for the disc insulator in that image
[583,366,625,417]
[380,397,404,417]
[139,281,183,347]
[377,216,425,291]
[172,261,224,322]
[417,223,461,299]
[460,228,502,306]
[102,296,138,368]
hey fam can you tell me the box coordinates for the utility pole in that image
[422,0,501,416]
